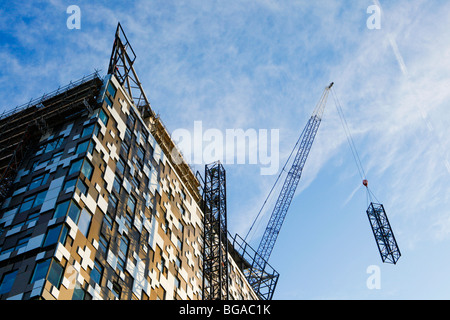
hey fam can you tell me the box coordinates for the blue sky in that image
[2,0,450,300]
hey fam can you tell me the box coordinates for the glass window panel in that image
[72,283,85,300]
[99,109,109,126]
[67,201,81,223]
[63,178,77,191]
[116,157,125,175]
[127,195,136,213]
[108,193,118,210]
[47,260,64,288]
[107,82,117,98]
[29,173,49,190]
[53,200,70,219]
[76,179,88,196]
[82,124,95,138]
[30,259,51,284]
[69,159,83,176]
[113,176,121,194]
[34,190,47,207]
[78,209,92,237]
[19,196,34,213]
[0,270,18,295]
[59,225,69,245]
[81,161,94,180]
[45,137,64,153]
[76,140,90,154]
[43,225,62,247]
[90,260,103,285]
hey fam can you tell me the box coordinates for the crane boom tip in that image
[328,82,334,89]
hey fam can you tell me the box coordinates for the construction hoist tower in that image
[202,161,229,300]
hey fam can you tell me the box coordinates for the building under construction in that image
[0,24,279,300]
[0,22,401,301]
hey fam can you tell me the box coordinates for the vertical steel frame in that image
[202,161,229,300]
[366,202,401,264]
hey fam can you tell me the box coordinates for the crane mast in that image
[250,83,333,285]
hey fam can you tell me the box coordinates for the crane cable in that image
[330,87,379,205]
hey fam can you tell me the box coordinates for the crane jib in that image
[253,85,331,271]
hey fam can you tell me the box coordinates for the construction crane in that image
[244,82,401,298]
[245,82,334,295]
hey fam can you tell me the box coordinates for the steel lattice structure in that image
[202,161,229,300]
[366,202,401,264]
[248,83,333,297]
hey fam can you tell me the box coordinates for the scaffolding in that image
[0,72,103,203]
[230,233,279,300]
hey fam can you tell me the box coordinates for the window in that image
[99,109,109,127]
[63,178,77,191]
[51,151,64,163]
[141,129,149,144]
[47,260,64,288]
[178,221,184,234]
[44,137,64,153]
[90,260,103,285]
[104,95,113,108]
[43,225,62,247]
[131,174,140,190]
[103,212,114,230]
[53,200,70,219]
[127,195,136,214]
[18,190,47,213]
[30,259,51,284]
[106,81,117,99]
[174,277,180,289]
[69,159,83,176]
[124,127,133,144]
[121,141,130,154]
[177,237,183,251]
[127,112,136,128]
[81,124,95,138]
[0,270,18,295]
[76,140,92,154]
[117,235,129,273]
[81,160,94,180]
[76,179,88,196]
[16,235,30,251]
[59,225,69,246]
[175,256,182,269]
[53,200,81,222]
[108,193,118,210]
[113,176,122,194]
[136,145,145,161]
[112,283,121,300]
[72,283,87,300]
[98,234,108,254]
[67,201,81,223]
[1,235,31,254]
[78,209,92,237]
[26,211,40,225]
[29,173,49,190]
[116,157,126,175]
